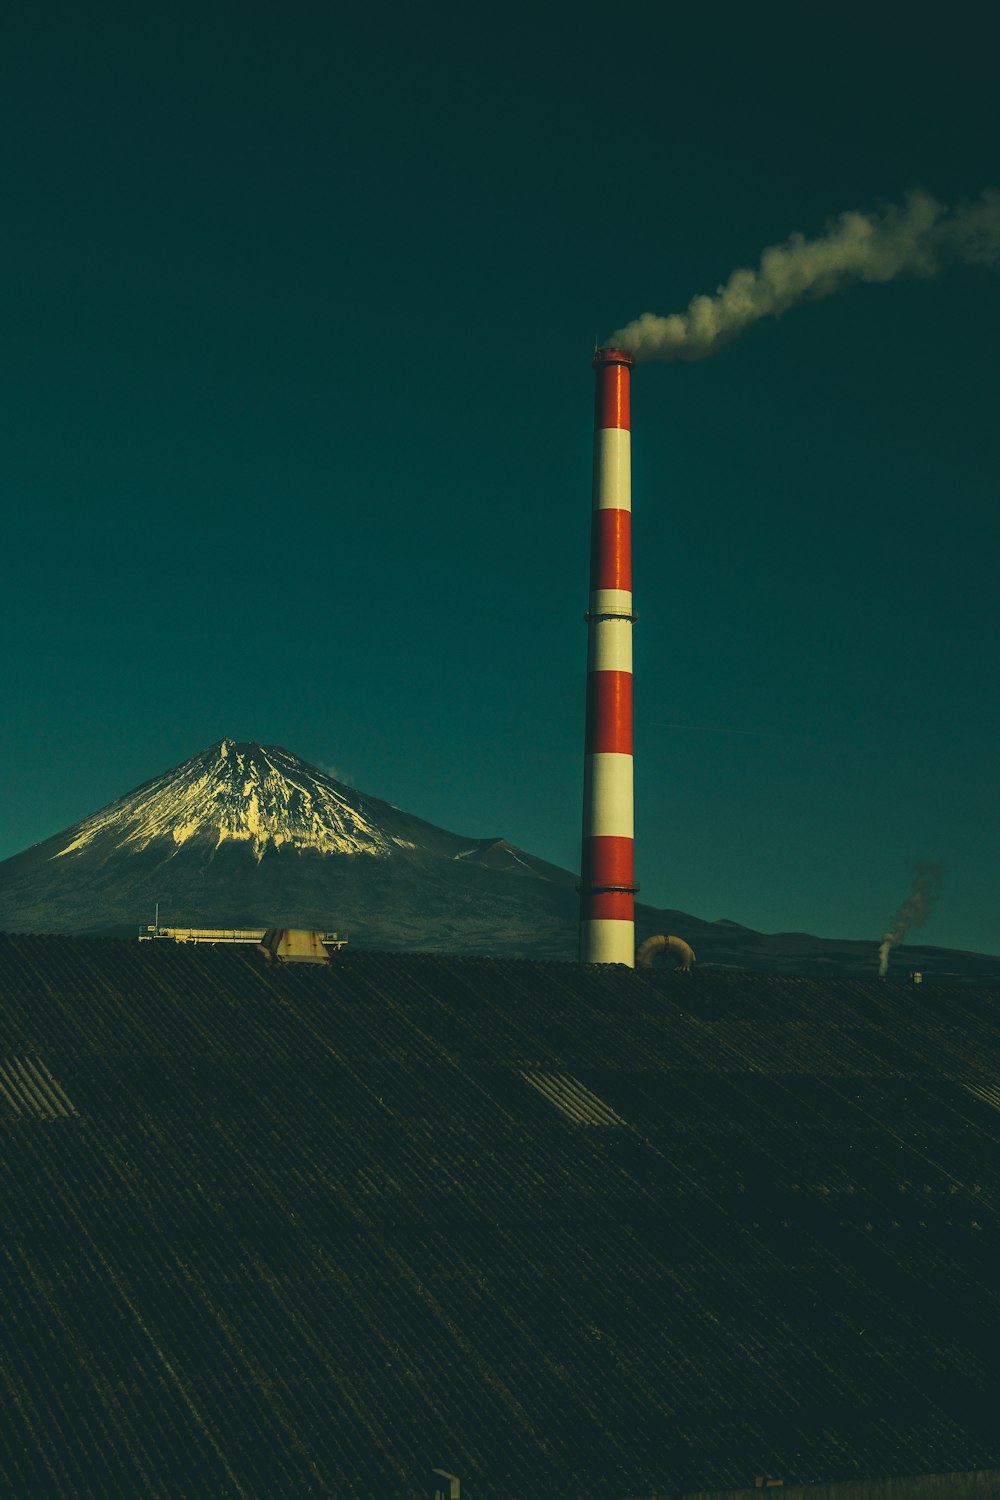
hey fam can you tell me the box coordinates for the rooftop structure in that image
[0,933,998,1497]
[139,924,348,949]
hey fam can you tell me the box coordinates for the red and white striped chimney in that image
[579,347,636,966]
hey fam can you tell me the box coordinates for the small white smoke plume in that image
[612,189,1000,361]
[878,860,944,977]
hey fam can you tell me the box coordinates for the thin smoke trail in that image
[878,861,944,977]
[612,190,1000,361]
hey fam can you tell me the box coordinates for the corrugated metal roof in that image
[520,1071,625,1125]
[0,935,997,1498]
[0,1053,78,1117]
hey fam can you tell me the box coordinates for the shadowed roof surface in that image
[0,933,998,1498]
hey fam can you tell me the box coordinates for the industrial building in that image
[1,931,998,1498]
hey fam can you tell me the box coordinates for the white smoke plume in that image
[612,189,1000,361]
[878,861,944,977]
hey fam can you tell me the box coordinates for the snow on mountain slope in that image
[52,740,402,862]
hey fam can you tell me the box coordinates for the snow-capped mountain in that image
[0,740,582,954]
[52,740,415,862]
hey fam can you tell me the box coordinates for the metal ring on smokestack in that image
[580,347,636,966]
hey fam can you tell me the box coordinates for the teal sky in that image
[1,2,998,956]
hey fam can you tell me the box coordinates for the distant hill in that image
[0,739,995,980]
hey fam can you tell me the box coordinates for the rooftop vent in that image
[0,1056,78,1119]
[964,1081,1000,1112]
[521,1072,624,1126]
[258,929,333,965]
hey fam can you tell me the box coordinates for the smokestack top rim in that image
[592,346,634,369]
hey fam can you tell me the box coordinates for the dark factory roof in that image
[1,933,999,1500]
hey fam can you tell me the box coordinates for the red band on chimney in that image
[583,890,635,921]
[595,363,630,431]
[589,509,632,592]
[585,674,633,754]
[582,834,635,889]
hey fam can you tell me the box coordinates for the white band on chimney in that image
[580,919,636,965]
[582,753,634,839]
[593,429,632,510]
[588,588,634,617]
[588,620,633,673]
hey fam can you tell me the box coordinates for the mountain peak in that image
[201,737,294,764]
[51,740,391,864]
